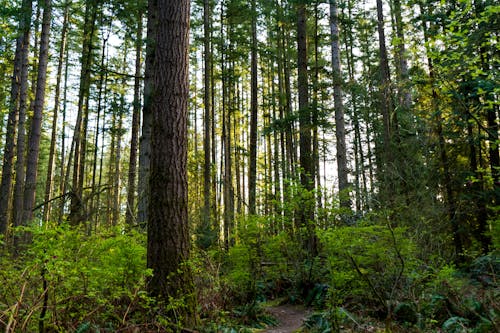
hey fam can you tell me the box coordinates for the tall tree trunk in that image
[138,2,153,228]
[0,0,32,235]
[329,0,350,209]
[12,6,32,230]
[200,0,213,245]
[70,0,98,224]
[146,0,196,325]
[90,20,110,231]
[248,0,258,215]
[419,2,462,259]
[391,0,411,110]
[58,34,70,223]
[376,0,395,202]
[126,9,143,227]
[22,0,52,224]
[296,2,316,255]
[43,2,69,224]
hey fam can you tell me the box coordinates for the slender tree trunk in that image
[138,2,153,227]
[376,0,395,206]
[330,0,350,209]
[58,34,70,223]
[43,2,69,224]
[201,0,213,244]
[126,10,143,227]
[248,0,258,215]
[392,0,411,110]
[113,93,124,226]
[0,0,32,235]
[89,21,110,231]
[22,0,52,224]
[376,0,393,160]
[70,0,98,224]
[146,0,196,325]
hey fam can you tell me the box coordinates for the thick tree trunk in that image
[12,8,32,229]
[22,0,52,223]
[296,3,316,255]
[0,0,32,235]
[146,0,196,325]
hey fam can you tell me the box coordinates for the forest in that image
[0,0,498,332]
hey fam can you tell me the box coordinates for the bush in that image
[0,224,153,331]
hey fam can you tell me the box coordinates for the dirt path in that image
[261,304,311,333]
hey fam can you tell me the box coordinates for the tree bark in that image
[146,0,196,325]
[69,0,98,224]
[248,0,258,215]
[296,2,316,255]
[22,0,52,224]
[12,4,32,229]
[125,9,143,227]
[329,0,350,209]
[0,0,32,235]
[43,1,69,224]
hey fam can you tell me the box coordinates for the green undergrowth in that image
[0,224,159,332]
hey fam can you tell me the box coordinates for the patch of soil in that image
[262,304,311,333]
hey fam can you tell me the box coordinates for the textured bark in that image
[22,0,51,223]
[0,0,32,235]
[138,2,154,227]
[248,0,258,215]
[126,10,144,227]
[376,0,393,160]
[12,6,32,229]
[146,0,195,324]
[70,0,98,224]
[392,0,411,110]
[201,0,212,240]
[296,3,316,256]
[329,0,350,208]
[297,4,313,191]
[43,2,69,224]
[90,24,110,230]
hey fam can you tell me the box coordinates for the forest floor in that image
[260,304,311,333]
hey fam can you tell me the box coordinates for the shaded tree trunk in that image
[70,0,98,224]
[0,0,32,235]
[296,2,316,255]
[329,0,350,209]
[43,2,69,224]
[248,0,258,215]
[22,0,52,224]
[146,0,196,325]
[125,10,143,227]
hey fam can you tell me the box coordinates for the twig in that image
[347,253,386,308]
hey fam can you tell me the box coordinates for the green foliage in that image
[0,224,153,331]
[442,316,470,333]
[317,223,418,308]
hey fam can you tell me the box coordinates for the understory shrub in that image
[0,224,154,332]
